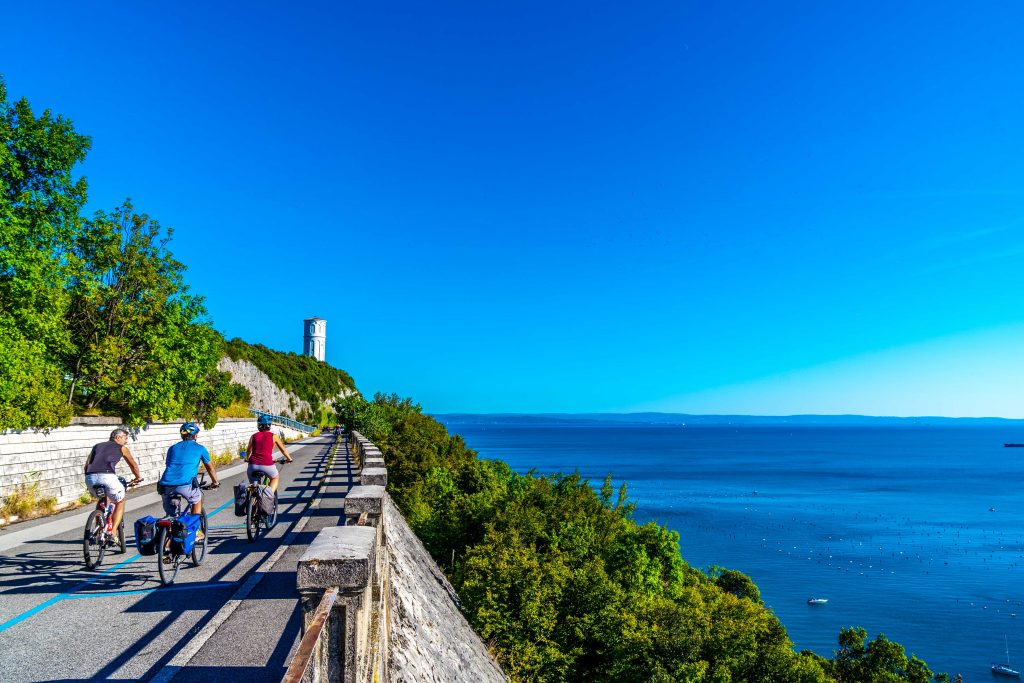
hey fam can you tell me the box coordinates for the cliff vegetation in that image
[223,337,355,425]
[336,393,949,683]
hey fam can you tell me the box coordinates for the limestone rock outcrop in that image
[218,357,311,419]
[218,356,354,421]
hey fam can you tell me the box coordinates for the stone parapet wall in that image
[0,418,308,506]
[290,431,504,682]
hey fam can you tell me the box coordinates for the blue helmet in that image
[257,414,273,428]
[180,422,200,437]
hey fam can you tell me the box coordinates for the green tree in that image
[64,201,229,426]
[0,78,90,429]
[710,567,763,604]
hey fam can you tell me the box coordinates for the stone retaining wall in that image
[0,417,308,507]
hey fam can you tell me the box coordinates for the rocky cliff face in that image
[217,357,311,418]
[384,495,506,682]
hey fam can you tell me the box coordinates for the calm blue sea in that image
[436,417,1024,681]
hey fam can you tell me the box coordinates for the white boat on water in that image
[993,636,1021,678]
[807,597,828,605]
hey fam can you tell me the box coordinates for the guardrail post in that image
[295,526,377,683]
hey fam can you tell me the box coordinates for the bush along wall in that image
[335,393,948,683]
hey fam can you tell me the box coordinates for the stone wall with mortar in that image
[0,417,308,507]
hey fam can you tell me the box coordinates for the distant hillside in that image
[221,337,358,425]
[435,412,1024,426]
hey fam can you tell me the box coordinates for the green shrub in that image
[2,474,58,520]
[338,393,944,683]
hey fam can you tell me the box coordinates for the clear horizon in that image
[434,411,1024,421]
[4,2,1023,418]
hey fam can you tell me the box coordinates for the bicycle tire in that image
[83,510,105,569]
[246,494,260,542]
[191,511,208,566]
[156,526,180,585]
[117,520,126,553]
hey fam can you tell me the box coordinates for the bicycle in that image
[244,458,287,542]
[155,473,217,585]
[83,476,142,570]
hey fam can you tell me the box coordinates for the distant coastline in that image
[433,412,1024,427]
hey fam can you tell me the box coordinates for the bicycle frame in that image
[154,473,211,585]
[244,461,284,542]
[82,477,131,570]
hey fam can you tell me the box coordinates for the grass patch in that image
[1,474,58,524]
[216,401,253,419]
[209,447,242,468]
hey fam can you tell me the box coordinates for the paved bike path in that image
[0,434,353,682]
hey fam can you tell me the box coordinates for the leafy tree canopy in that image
[0,78,90,429]
[0,79,234,429]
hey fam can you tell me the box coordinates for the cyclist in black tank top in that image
[84,428,143,537]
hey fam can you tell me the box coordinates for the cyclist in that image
[245,415,293,493]
[83,428,143,542]
[159,422,220,515]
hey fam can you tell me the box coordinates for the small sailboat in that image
[993,636,1021,678]
[807,597,828,605]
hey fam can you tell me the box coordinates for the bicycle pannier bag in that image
[257,485,276,516]
[234,482,248,516]
[170,513,202,554]
[135,516,158,556]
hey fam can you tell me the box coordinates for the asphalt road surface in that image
[0,433,354,682]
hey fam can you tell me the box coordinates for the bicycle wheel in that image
[156,526,180,585]
[83,510,106,569]
[191,511,208,566]
[117,520,126,553]
[264,491,278,530]
[246,494,261,542]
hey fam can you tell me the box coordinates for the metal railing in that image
[283,587,339,683]
[248,409,316,434]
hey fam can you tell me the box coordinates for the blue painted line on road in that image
[209,499,233,516]
[0,496,238,633]
[0,596,63,633]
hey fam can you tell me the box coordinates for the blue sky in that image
[4,2,1024,416]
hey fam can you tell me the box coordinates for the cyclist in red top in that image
[245,415,293,492]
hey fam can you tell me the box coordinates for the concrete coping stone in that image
[363,458,385,468]
[344,485,385,515]
[297,526,377,590]
[361,468,387,487]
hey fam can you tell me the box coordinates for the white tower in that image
[303,317,326,362]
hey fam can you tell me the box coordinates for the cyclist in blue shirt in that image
[159,422,220,515]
